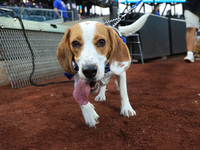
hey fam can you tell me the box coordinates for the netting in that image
[0,28,65,88]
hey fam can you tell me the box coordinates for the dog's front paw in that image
[95,86,106,102]
[120,103,136,117]
[80,102,99,127]
[95,94,106,101]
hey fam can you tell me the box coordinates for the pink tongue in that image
[73,78,90,105]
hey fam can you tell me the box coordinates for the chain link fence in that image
[0,18,67,88]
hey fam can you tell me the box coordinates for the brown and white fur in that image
[57,14,149,127]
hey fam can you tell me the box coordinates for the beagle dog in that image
[57,14,149,127]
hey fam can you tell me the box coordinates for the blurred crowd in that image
[0,0,101,21]
[0,0,52,9]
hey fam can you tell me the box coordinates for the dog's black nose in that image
[82,65,97,79]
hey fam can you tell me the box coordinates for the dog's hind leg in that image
[95,85,106,101]
[118,72,136,117]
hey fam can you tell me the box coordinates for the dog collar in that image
[106,25,126,44]
[119,35,126,44]
[64,62,78,80]
[112,26,126,44]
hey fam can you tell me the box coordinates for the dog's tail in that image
[118,13,150,36]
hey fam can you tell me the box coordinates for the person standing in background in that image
[53,0,68,22]
[1,1,8,6]
[152,4,160,16]
[184,0,200,62]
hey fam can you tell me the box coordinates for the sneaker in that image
[184,52,194,63]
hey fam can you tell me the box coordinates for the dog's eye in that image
[72,41,81,49]
[96,39,106,47]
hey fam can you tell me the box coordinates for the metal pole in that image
[109,0,118,20]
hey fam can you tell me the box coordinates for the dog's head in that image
[57,21,131,82]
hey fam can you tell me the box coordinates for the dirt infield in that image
[0,55,200,150]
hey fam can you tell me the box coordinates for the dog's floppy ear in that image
[57,28,76,75]
[107,27,131,75]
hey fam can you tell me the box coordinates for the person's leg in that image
[184,10,199,62]
[186,27,196,52]
[184,27,196,62]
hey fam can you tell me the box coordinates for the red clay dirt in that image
[0,55,200,150]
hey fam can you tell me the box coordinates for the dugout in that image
[120,13,187,61]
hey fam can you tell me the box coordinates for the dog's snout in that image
[82,65,97,79]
